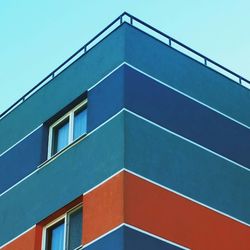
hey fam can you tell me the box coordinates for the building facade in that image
[0,13,250,250]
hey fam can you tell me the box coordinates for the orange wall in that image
[124,172,250,250]
[1,197,83,250]
[1,227,36,250]
[82,172,124,244]
[3,171,249,249]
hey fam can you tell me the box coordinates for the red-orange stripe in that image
[82,172,124,244]
[124,171,250,250]
[1,227,36,250]
[4,171,249,249]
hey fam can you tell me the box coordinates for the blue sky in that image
[1,0,250,114]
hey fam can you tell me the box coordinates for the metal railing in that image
[1,12,249,120]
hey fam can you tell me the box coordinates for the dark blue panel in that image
[0,114,124,246]
[88,66,124,131]
[124,227,183,250]
[85,227,124,250]
[0,65,125,195]
[124,65,250,169]
[0,126,47,194]
[125,112,250,224]
[0,23,126,155]
[84,226,183,250]
[125,24,250,127]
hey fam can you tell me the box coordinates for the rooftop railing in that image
[1,12,249,120]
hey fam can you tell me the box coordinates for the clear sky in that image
[1,0,250,114]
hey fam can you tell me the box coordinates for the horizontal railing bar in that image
[1,11,249,120]
[125,12,250,85]
[0,13,126,120]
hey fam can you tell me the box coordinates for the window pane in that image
[52,118,69,155]
[73,108,87,140]
[68,207,82,250]
[47,220,65,250]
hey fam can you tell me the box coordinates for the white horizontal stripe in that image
[0,109,125,197]
[0,225,35,248]
[1,109,249,224]
[0,124,43,157]
[88,62,125,91]
[125,224,190,250]
[0,166,41,197]
[81,223,190,249]
[83,168,125,196]
[124,62,250,130]
[1,61,249,195]
[1,105,248,199]
[124,169,250,227]
[1,61,249,160]
[1,166,249,248]
[81,166,249,226]
[86,109,124,138]
[125,109,250,172]
[0,62,125,159]
[1,60,249,245]
[82,224,124,248]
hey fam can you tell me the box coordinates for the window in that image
[43,206,83,250]
[46,219,65,250]
[48,100,87,158]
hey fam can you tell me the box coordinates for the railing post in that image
[169,38,172,47]
[2,13,250,121]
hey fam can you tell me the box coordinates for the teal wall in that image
[0,67,125,194]
[124,25,250,127]
[0,23,249,247]
[0,113,124,245]
[124,112,250,224]
[1,110,249,246]
[0,25,126,154]
[1,23,250,155]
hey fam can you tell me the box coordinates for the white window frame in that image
[42,205,83,250]
[48,99,87,159]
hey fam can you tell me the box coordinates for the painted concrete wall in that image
[0,22,249,248]
[0,24,126,154]
[0,66,125,194]
[0,114,125,245]
[124,24,250,127]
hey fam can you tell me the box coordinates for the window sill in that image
[37,132,87,170]
[74,246,83,250]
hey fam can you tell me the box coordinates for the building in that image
[0,12,250,250]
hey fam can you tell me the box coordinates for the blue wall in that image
[2,64,249,197]
[125,111,250,224]
[124,227,183,250]
[0,23,127,155]
[85,226,184,250]
[125,24,250,127]
[0,67,125,194]
[88,66,124,131]
[124,66,250,169]
[1,66,250,245]
[0,126,47,194]
[2,23,250,155]
[1,23,250,247]
[0,114,125,246]
[85,227,124,250]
